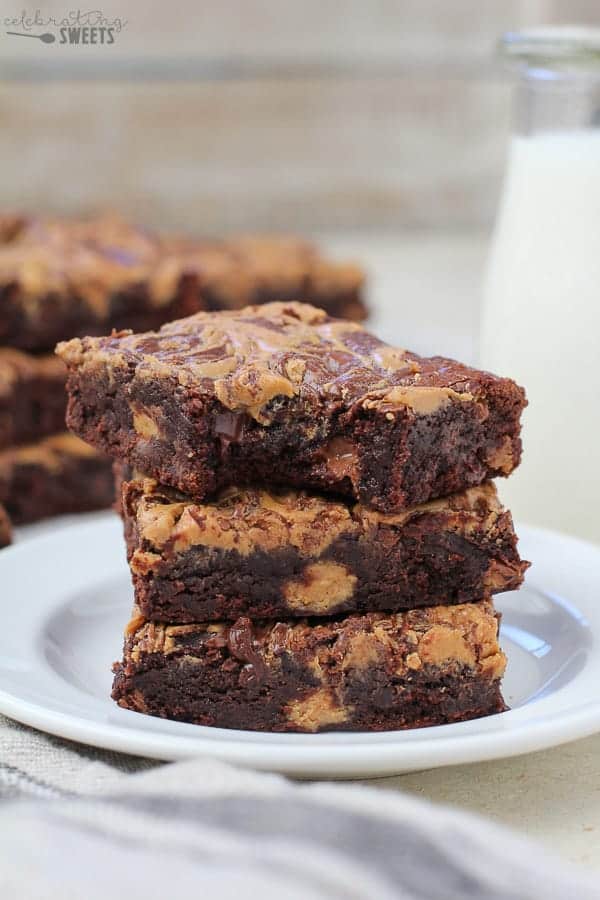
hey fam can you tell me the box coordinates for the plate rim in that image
[2,685,600,777]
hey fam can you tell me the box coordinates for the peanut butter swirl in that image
[126,599,507,684]
[58,301,493,423]
[129,479,505,558]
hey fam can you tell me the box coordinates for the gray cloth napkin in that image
[1,714,598,899]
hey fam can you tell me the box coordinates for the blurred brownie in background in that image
[0,213,366,351]
[0,211,365,525]
[0,433,113,524]
[0,349,67,449]
[0,503,11,548]
[193,235,365,321]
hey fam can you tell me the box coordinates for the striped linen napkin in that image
[0,714,598,899]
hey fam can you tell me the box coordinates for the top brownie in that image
[0,213,366,351]
[58,302,526,512]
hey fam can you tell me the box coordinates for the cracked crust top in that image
[57,301,526,426]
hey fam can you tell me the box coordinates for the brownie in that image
[187,234,366,321]
[59,302,526,513]
[0,503,12,548]
[0,214,366,351]
[112,600,507,733]
[122,477,527,622]
[0,433,113,524]
[0,348,67,449]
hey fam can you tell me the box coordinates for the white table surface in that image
[15,230,600,872]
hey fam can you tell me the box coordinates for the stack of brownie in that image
[0,213,365,536]
[58,301,528,733]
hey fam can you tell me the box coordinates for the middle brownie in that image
[122,477,528,622]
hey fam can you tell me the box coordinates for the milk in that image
[481,132,600,542]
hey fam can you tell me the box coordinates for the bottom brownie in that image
[0,503,11,548]
[0,433,114,524]
[112,600,506,733]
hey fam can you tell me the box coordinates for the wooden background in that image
[0,1,597,233]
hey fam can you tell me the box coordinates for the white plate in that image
[0,513,599,778]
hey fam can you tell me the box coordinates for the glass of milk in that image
[481,27,600,543]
